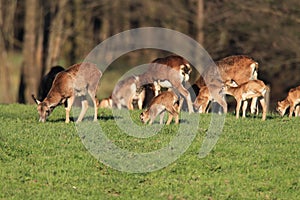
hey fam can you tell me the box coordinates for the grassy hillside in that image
[0,104,299,199]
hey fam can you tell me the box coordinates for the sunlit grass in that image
[0,104,299,199]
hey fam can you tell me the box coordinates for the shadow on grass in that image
[47,115,123,123]
[48,117,74,123]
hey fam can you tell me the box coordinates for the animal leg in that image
[178,98,184,111]
[242,100,248,118]
[89,91,98,122]
[295,105,300,117]
[128,94,135,110]
[250,97,257,114]
[117,102,122,109]
[173,109,179,124]
[166,106,179,125]
[92,98,98,122]
[202,98,210,113]
[65,96,75,123]
[259,97,267,121]
[149,108,157,125]
[149,118,154,125]
[166,113,173,125]
[77,100,89,122]
[214,94,227,113]
[159,112,165,124]
[176,84,193,114]
[235,100,242,119]
[137,98,143,110]
[289,104,295,118]
[174,113,179,124]
[112,96,122,109]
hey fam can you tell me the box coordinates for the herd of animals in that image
[31,54,300,124]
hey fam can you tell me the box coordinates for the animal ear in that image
[31,94,41,104]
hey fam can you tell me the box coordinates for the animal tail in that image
[250,62,259,79]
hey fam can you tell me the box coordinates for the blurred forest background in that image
[0,0,300,110]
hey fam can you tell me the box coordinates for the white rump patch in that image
[250,62,258,79]
[158,80,172,88]
[130,83,137,92]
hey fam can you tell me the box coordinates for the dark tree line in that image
[0,0,299,109]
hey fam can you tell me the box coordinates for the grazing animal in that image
[97,96,113,109]
[220,80,269,120]
[277,86,300,117]
[38,65,65,100]
[193,85,212,113]
[194,55,259,113]
[112,76,143,110]
[32,62,102,123]
[138,55,193,113]
[193,80,238,113]
[140,90,182,125]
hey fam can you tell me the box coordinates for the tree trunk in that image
[35,6,44,77]
[45,0,68,72]
[0,23,10,103]
[0,0,16,103]
[196,0,204,45]
[19,0,38,104]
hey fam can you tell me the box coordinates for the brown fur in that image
[216,55,258,84]
[97,97,112,109]
[140,90,181,125]
[194,55,259,113]
[151,55,192,75]
[193,86,211,113]
[138,55,193,113]
[32,62,102,123]
[221,80,269,120]
[277,86,300,117]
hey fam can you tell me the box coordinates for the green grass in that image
[0,104,299,199]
